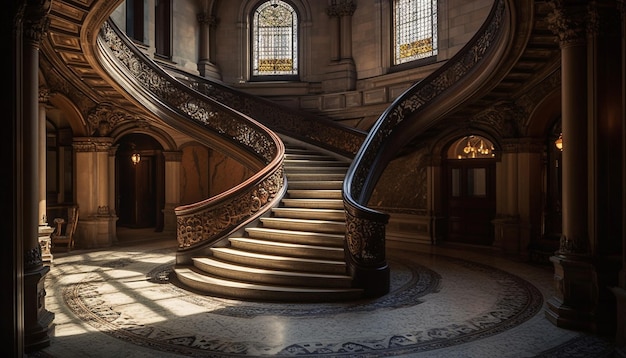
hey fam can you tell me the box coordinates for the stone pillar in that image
[323,0,357,92]
[163,151,182,233]
[197,12,221,80]
[612,0,626,353]
[22,1,55,352]
[545,0,596,331]
[73,137,117,248]
[38,88,54,262]
[108,145,119,243]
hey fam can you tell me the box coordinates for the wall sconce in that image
[130,143,141,165]
[555,133,563,151]
[131,152,141,165]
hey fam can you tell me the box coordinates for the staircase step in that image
[211,247,347,274]
[287,189,342,199]
[260,217,345,234]
[281,198,344,209]
[284,153,337,161]
[245,227,344,247]
[286,180,343,190]
[284,166,348,173]
[191,257,353,287]
[284,159,348,167]
[174,267,362,302]
[229,237,345,260]
[286,173,346,181]
[272,207,345,221]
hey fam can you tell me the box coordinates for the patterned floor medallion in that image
[63,249,543,357]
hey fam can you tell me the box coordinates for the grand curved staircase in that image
[40,0,559,302]
[174,142,363,302]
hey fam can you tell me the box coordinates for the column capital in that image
[327,0,356,17]
[21,0,51,44]
[73,137,114,152]
[87,102,135,137]
[197,12,217,26]
[546,0,590,44]
[38,86,50,103]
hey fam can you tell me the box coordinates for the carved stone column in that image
[612,0,626,353]
[545,0,596,331]
[323,0,357,92]
[22,0,55,352]
[73,137,118,248]
[38,87,53,262]
[163,151,182,233]
[197,12,221,80]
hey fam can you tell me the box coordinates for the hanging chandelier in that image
[457,135,494,159]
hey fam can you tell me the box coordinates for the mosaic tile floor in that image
[32,233,614,358]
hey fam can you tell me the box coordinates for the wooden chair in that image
[51,206,79,252]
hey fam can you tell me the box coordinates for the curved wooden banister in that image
[166,67,367,159]
[343,0,509,297]
[96,20,285,258]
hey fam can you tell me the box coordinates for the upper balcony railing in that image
[343,0,508,296]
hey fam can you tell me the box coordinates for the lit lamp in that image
[555,133,563,151]
[131,152,141,165]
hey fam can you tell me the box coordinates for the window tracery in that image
[394,0,438,65]
[252,1,298,77]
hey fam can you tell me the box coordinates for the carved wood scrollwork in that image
[176,167,283,248]
[344,209,386,266]
[99,20,285,250]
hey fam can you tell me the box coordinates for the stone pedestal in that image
[38,225,54,263]
[545,254,598,331]
[24,265,55,353]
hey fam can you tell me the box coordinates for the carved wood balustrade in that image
[98,21,285,258]
[343,0,508,297]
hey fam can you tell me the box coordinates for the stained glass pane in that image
[394,0,438,65]
[253,1,298,76]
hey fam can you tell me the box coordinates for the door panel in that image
[445,160,495,245]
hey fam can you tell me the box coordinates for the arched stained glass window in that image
[252,1,298,77]
[394,0,437,65]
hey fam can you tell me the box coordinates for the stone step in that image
[245,227,344,247]
[286,180,342,190]
[229,237,345,260]
[280,198,344,209]
[287,189,342,199]
[272,207,346,221]
[286,173,346,181]
[174,267,362,302]
[191,257,353,288]
[260,217,345,234]
[211,247,347,274]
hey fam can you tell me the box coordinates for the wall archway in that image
[114,133,165,231]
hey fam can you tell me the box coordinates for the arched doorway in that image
[115,133,165,231]
[443,135,496,245]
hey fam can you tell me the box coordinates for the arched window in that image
[252,0,298,79]
[393,0,437,65]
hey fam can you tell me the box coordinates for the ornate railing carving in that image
[170,70,366,158]
[98,21,285,255]
[343,0,507,297]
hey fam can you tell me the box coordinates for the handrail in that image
[343,0,508,297]
[166,67,367,159]
[97,20,285,257]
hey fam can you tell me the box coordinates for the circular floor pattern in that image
[62,250,543,357]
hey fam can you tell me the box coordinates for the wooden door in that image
[117,155,157,228]
[445,160,496,245]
